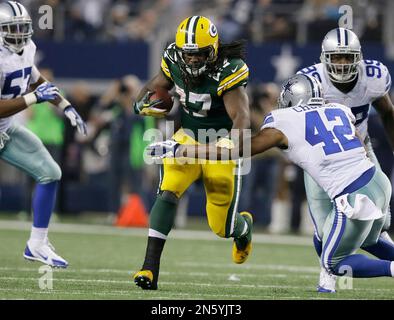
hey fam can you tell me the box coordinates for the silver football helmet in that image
[0,1,33,53]
[320,28,362,83]
[278,74,324,109]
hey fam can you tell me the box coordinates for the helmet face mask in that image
[176,45,215,78]
[0,19,33,52]
[0,2,33,53]
[320,28,362,84]
[321,51,361,83]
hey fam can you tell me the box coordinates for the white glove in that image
[146,140,180,159]
[64,105,87,135]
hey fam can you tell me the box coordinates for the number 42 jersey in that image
[0,40,40,133]
[262,103,374,199]
[297,60,391,141]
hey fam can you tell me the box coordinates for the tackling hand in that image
[146,140,180,159]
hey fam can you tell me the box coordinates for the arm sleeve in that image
[30,65,40,84]
[217,59,249,96]
[369,62,392,99]
[261,110,293,152]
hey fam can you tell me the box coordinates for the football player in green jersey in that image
[133,16,253,290]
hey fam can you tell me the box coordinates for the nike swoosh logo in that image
[38,253,48,260]
[231,66,238,73]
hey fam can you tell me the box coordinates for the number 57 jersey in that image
[262,103,374,199]
[0,40,40,132]
[297,60,391,141]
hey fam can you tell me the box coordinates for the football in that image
[150,87,173,111]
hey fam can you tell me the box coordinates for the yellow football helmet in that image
[175,16,219,77]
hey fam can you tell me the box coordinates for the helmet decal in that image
[209,23,217,38]
[278,74,324,109]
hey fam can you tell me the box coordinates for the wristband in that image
[23,92,37,106]
[58,98,71,110]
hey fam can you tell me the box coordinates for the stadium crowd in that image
[21,0,384,43]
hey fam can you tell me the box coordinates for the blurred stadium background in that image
[0,0,393,237]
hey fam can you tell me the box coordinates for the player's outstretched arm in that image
[133,72,173,117]
[250,128,288,156]
[147,127,287,160]
[373,93,394,150]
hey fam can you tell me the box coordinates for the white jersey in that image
[297,60,391,141]
[0,40,40,132]
[262,103,374,199]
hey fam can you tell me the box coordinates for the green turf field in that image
[0,219,393,300]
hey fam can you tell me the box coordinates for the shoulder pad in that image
[363,60,391,98]
[161,43,177,81]
[297,63,323,83]
[217,58,249,96]
[162,42,177,64]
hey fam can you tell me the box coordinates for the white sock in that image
[390,262,394,277]
[240,223,248,236]
[29,227,48,243]
[148,228,167,240]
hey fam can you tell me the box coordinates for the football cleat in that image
[23,239,68,268]
[133,270,157,290]
[232,212,253,264]
[317,267,337,293]
[380,231,394,244]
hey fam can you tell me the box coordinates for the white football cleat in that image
[317,267,336,293]
[23,239,68,268]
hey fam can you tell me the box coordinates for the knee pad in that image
[158,190,179,204]
[37,160,62,183]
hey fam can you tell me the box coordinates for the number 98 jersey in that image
[297,60,391,141]
[161,43,249,141]
[262,103,374,199]
[0,40,40,132]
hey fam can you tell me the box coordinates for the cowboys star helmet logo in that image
[282,79,295,95]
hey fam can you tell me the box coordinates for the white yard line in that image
[0,287,306,300]
[0,220,312,246]
[0,277,393,294]
[0,264,320,275]
[177,261,320,273]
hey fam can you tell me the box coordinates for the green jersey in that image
[161,43,249,141]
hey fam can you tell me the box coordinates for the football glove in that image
[146,140,180,159]
[34,82,60,103]
[64,105,88,136]
[133,91,169,118]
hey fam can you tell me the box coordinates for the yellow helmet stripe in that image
[187,15,199,44]
[191,16,200,44]
[184,17,191,44]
